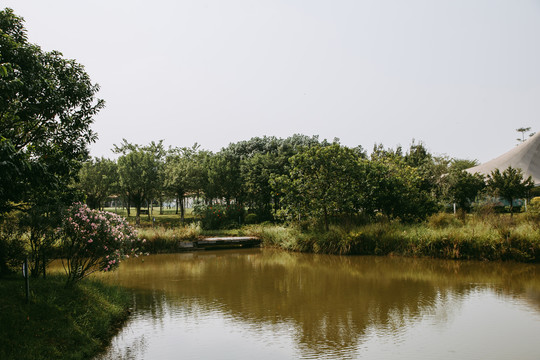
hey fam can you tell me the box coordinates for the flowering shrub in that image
[59,203,146,285]
[193,204,226,229]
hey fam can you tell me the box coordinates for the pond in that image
[94,249,540,360]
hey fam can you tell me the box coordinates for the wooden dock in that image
[178,236,261,251]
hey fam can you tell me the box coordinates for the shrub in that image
[0,217,26,276]
[193,203,245,229]
[244,213,258,224]
[59,203,146,285]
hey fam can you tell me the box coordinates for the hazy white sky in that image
[3,0,540,162]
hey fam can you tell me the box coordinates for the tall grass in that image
[245,213,540,262]
[138,223,202,253]
[133,212,539,262]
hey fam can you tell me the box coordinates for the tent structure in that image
[466,131,540,186]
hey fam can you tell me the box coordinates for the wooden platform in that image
[178,236,261,251]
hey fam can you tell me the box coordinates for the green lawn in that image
[103,207,195,228]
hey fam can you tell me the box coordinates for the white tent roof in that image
[466,131,540,186]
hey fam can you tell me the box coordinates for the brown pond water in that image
[94,249,540,360]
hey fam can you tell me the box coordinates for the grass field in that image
[103,207,196,228]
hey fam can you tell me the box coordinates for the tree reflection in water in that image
[96,249,540,360]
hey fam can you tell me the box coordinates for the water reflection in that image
[96,250,540,360]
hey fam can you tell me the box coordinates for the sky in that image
[3,0,540,163]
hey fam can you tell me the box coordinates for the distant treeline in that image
[77,134,534,229]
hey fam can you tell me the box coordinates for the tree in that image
[367,143,439,221]
[446,170,486,212]
[516,127,535,143]
[78,158,119,210]
[449,158,479,172]
[0,9,103,276]
[242,153,278,221]
[0,138,29,215]
[272,143,363,231]
[205,150,243,206]
[164,144,201,223]
[115,140,165,225]
[0,9,103,188]
[363,158,437,221]
[487,166,535,215]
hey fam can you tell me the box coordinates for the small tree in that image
[59,203,146,285]
[487,166,535,215]
[516,127,535,144]
[446,170,486,212]
[115,140,165,224]
[78,158,119,210]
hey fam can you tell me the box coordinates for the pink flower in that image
[88,239,93,243]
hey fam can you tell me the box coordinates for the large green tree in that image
[272,143,364,231]
[0,9,104,276]
[0,9,103,194]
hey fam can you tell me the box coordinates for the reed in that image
[133,213,540,262]
[247,214,540,263]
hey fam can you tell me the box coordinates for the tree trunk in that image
[323,206,329,232]
[180,196,185,224]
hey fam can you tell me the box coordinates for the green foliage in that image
[115,140,165,223]
[205,151,243,204]
[427,212,462,229]
[59,204,145,285]
[241,153,279,221]
[249,216,540,262]
[487,166,535,215]
[0,215,26,275]
[0,138,30,214]
[0,8,103,276]
[77,158,119,210]
[0,8,103,202]
[364,158,438,221]
[137,223,201,253]
[244,213,259,224]
[450,158,479,171]
[445,169,486,211]
[193,203,244,229]
[272,143,364,230]
[164,144,203,221]
[193,203,226,230]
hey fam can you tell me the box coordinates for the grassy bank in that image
[247,214,540,262]
[0,275,131,360]
[138,213,540,263]
[137,223,253,253]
